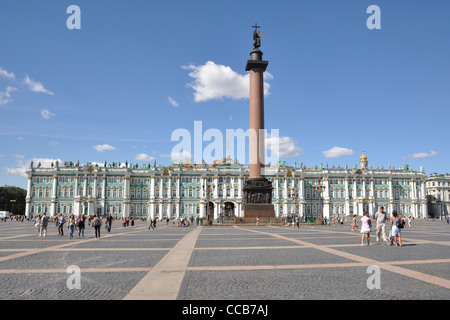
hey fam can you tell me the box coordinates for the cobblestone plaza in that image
[0,219,449,300]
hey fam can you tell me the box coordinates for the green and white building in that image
[25,151,428,219]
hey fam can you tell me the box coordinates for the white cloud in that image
[168,96,179,107]
[93,144,116,152]
[183,61,272,102]
[0,154,4,158]
[0,86,18,105]
[407,150,438,159]
[16,137,24,140]
[323,147,355,158]
[135,153,155,161]
[0,66,15,80]
[266,136,302,158]
[15,154,24,159]
[229,116,233,121]
[23,75,54,95]
[41,109,56,120]
[6,157,62,177]
[49,141,59,145]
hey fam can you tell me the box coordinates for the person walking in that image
[93,213,102,239]
[295,215,300,229]
[351,215,359,231]
[374,207,388,243]
[68,214,76,238]
[34,214,41,236]
[78,214,85,238]
[39,213,49,237]
[407,216,412,228]
[58,213,65,236]
[390,211,404,247]
[360,212,372,246]
[106,214,113,232]
[153,218,157,229]
[148,217,154,230]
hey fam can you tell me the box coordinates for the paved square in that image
[0,219,449,300]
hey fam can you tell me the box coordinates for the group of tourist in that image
[353,207,407,247]
[32,213,108,239]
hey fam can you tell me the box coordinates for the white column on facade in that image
[159,178,164,199]
[25,175,32,217]
[200,201,205,218]
[102,175,106,199]
[421,180,428,218]
[88,200,94,216]
[176,202,180,218]
[150,202,155,219]
[239,177,243,198]
[299,202,305,219]
[237,202,242,218]
[168,202,172,219]
[50,176,58,217]
[168,177,172,199]
[370,179,375,199]
[214,177,219,198]
[83,175,88,197]
[299,178,304,200]
[284,178,288,200]
[93,176,98,198]
[275,202,280,218]
[124,176,131,218]
[344,177,355,215]
[359,201,364,216]
[362,179,366,199]
[214,202,219,220]
[389,178,394,200]
[323,178,330,219]
[345,178,349,199]
[200,177,205,198]
[150,177,155,198]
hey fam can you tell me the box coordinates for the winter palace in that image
[24,150,429,220]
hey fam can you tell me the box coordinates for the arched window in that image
[143,188,148,199]
[136,187,141,199]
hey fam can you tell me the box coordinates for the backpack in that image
[396,219,404,229]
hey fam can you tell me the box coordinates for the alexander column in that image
[242,24,275,218]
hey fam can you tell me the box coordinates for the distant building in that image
[426,173,450,217]
[25,150,428,219]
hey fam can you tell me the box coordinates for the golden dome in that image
[360,148,367,161]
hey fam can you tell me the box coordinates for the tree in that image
[0,186,27,215]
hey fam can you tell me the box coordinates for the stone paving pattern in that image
[0,218,449,300]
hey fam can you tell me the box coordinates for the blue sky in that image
[1,0,449,189]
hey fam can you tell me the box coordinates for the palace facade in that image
[426,173,450,217]
[25,151,428,220]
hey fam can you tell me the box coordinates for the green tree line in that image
[0,186,26,215]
